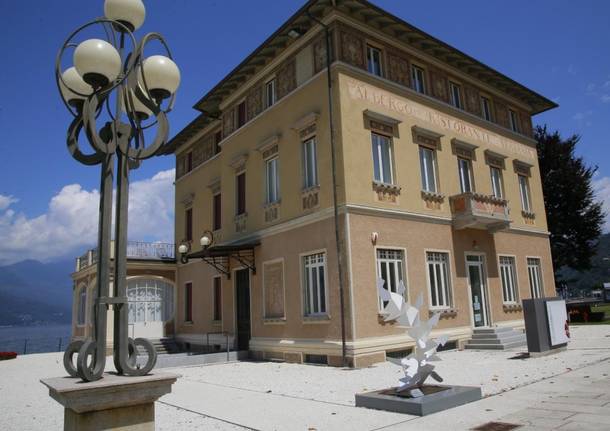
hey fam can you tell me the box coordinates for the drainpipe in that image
[307,11,348,367]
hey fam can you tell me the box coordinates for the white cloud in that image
[0,195,18,211]
[0,169,175,265]
[594,176,610,233]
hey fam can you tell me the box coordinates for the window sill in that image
[263,317,286,325]
[421,190,445,203]
[372,181,401,195]
[183,321,194,326]
[303,314,330,324]
[521,210,536,219]
[429,307,457,318]
[503,303,523,312]
[212,320,222,325]
[301,185,320,194]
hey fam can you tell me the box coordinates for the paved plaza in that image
[1,325,609,430]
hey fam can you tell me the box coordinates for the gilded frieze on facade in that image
[387,52,410,87]
[263,261,285,319]
[222,108,235,137]
[276,59,296,100]
[429,68,449,102]
[339,30,365,69]
[246,85,263,121]
[464,85,481,116]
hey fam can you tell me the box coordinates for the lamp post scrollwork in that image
[56,0,180,382]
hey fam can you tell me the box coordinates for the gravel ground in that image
[0,325,608,430]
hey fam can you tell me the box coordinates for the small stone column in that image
[41,372,179,431]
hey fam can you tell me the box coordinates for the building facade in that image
[71,242,176,351]
[147,0,555,367]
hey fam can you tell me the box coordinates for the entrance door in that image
[235,269,251,351]
[467,255,489,327]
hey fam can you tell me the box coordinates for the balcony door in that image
[466,254,490,327]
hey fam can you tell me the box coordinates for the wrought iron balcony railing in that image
[75,241,175,271]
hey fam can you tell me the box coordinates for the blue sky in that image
[1,1,609,263]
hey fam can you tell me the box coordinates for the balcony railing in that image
[449,192,510,232]
[75,241,175,271]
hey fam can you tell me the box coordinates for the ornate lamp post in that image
[56,0,180,382]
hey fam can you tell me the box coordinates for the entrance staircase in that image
[464,327,527,350]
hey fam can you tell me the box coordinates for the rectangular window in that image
[490,166,504,199]
[302,138,318,189]
[449,81,462,109]
[481,96,493,121]
[236,172,246,215]
[213,193,222,231]
[266,157,280,204]
[77,288,87,325]
[411,65,426,94]
[527,258,543,298]
[499,256,518,303]
[458,157,474,193]
[371,133,394,184]
[303,252,327,316]
[367,45,382,77]
[185,208,193,242]
[377,249,406,310]
[213,277,222,321]
[419,146,437,193]
[426,252,452,308]
[518,175,531,212]
[185,282,193,322]
[186,151,193,173]
[265,79,276,108]
[509,109,520,132]
[237,101,246,127]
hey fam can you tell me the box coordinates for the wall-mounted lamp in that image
[179,230,215,264]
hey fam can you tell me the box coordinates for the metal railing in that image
[76,241,175,271]
[0,336,71,355]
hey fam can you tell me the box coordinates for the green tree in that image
[535,125,605,275]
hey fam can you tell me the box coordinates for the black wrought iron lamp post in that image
[56,0,180,382]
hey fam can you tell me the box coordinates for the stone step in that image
[472,326,513,334]
[465,338,527,350]
[468,334,526,345]
[471,331,525,340]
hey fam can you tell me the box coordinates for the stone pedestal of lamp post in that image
[41,372,179,431]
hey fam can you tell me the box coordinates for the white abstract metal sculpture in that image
[377,278,448,397]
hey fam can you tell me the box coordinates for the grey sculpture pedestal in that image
[41,372,179,431]
[356,385,482,416]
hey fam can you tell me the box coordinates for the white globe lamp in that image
[59,67,94,107]
[74,39,122,89]
[140,55,181,101]
[104,0,146,32]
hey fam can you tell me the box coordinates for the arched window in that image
[77,286,87,326]
[127,278,174,324]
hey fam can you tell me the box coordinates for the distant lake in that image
[0,324,72,354]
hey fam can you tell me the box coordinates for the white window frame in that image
[458,157,474,193]
[527,257,543,299]
[499,255,519,304]
[265,78,276,108]
[366,45,383,77]
[518,174,532,212]
[419,145,438,193]
[302,137,318,189]
[490,166,504,199]
[509,109,520,132]
[76,285,87,326]
[301,250,328,317]
[481,96,493,121]
[425,250,453,310]
[376,247,408,311]
[265,156,280,204]
[449,81,462,109]
[371,132,394,185]
[411,65,426,94]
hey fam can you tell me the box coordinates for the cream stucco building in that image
[72,0,558,366]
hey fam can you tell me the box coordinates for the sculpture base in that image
[41,372,179,431]
[355,384,482,416]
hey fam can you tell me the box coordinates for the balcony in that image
[449,192,510,232]
[75,241,175,271]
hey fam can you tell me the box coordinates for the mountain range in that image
[0,259,74,326]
